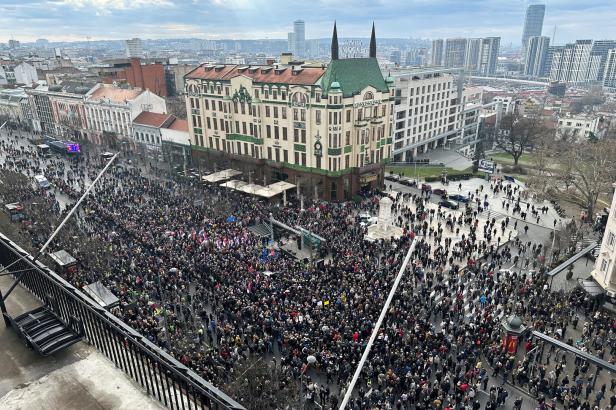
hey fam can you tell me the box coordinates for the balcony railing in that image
[0,233,245,410]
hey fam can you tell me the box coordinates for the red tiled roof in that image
[186,64,326,85]
[133,111,172,128]
[166,118,188,132]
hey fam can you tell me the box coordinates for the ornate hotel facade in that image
[183,24,394,200]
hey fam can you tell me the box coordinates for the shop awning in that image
[577,278,606,298]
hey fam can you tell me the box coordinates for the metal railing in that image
[0,233,245,410]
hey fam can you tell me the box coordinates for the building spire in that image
[369,22,377,58]
[331,21,339,60]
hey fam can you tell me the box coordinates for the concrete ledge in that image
[0,273,163,410]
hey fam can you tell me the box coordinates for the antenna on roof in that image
[552,25,557,45]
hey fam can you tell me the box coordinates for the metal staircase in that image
[5,294,83,356]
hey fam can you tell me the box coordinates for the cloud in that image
[1,0,616,43]
[55,0,173,10]
[209,0,254,9]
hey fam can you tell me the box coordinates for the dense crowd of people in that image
[0,129,615,409]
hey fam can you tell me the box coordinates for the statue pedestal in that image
[365,196,404,242]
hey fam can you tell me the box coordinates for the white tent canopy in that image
[202,169,242,183]
[268,181,296,191]
[220,179,248,189]
[238,183,264,195]
[216,177,296,199]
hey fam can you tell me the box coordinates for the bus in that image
[47,140,81,156]
[36,144,51,158]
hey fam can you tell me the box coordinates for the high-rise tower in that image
[521,5,545,48]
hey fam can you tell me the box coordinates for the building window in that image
[266,125,271,138]
[282,127,288,141]
[609,231,616,248]
[282,107,287,119]
[265,106,270,117]
[601,258,609,272]
[283,149,288,163]
[316,110,321,125]
[346,110,351,122]
[331,182,337,200]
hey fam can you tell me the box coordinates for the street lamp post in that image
[549,220,559,266]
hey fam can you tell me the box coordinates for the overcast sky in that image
[1,0,615,46]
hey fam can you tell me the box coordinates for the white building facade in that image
[0,61,38,85]
[83,84,167,145]
[390,68,485,161]
[557,114,600,140]
[591,183,616,297]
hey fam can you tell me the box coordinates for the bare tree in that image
[529,139,616,221]
[495,114,549,165]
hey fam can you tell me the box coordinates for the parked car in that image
[432,188,447,197]
[421,183,432,192]
[400,178,417,187]
[385,174,401,182]
[438,199,459,210]
[449,194,469,203]
[358,213,378,226]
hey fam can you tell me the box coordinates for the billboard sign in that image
[66,143,81,153]
[478,159,496,174]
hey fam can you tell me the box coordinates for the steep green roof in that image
[319,58,390,97]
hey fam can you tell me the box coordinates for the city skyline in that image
[1,1,616,45]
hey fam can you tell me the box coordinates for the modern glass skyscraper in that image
[524,36,550,77]
[478,37,500,76]
[431,39,444,66]
[521,5,546,48]
[444,38,467,68]
[294,20,305,57]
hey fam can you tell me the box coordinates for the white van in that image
[34,175,51,189]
